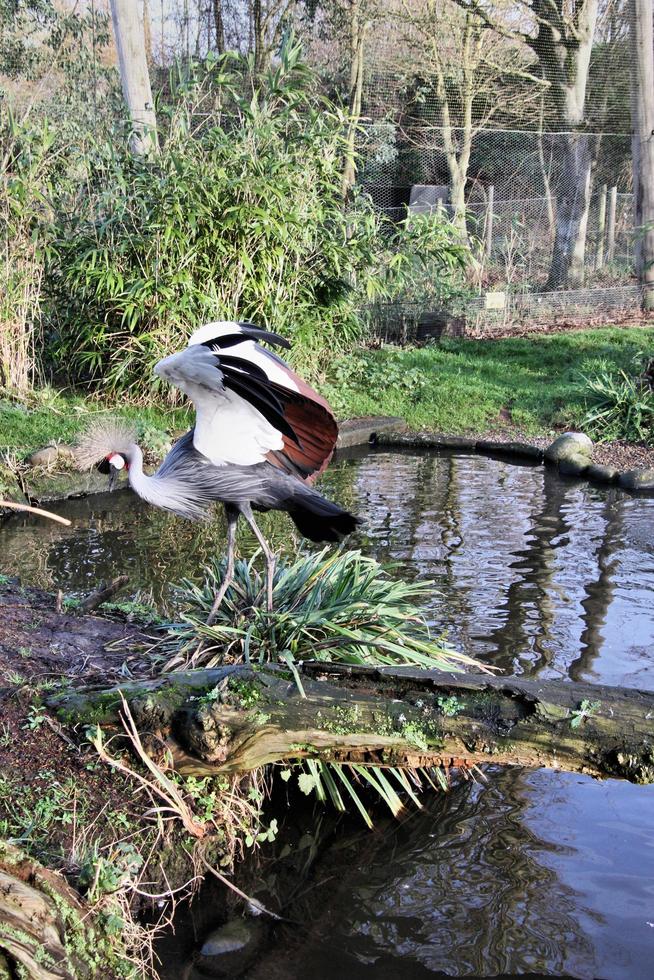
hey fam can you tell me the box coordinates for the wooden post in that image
[596,183,607,269]
[630,0,654,310]
[109,0,158,156]
[607,185,617,264]
[484,184,495,262]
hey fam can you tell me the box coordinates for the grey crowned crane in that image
[76,321,359,622]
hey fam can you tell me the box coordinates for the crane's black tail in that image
[287,488,359,543]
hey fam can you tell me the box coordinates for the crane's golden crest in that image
[74,418,137,471]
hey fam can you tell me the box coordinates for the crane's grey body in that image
[129,429,349,538]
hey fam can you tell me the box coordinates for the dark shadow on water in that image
[155,766,654,979]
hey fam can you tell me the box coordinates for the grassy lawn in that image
[328,325,654,436]
[1,325,652,456]
[0,390,191,456]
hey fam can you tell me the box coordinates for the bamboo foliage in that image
[0,113,53,393]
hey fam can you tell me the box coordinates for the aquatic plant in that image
[163,547,478,674]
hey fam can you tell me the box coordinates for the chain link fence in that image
[357,121,637,337]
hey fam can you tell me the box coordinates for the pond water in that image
[2,448,654,977]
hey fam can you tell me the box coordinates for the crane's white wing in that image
[155,321,338,475]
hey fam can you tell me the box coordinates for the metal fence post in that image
[607,186,618,263]
[596,184,607,269]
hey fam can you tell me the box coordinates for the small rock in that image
[586,463,619,484]
[544,432,593,465]
[558,453,591,477]
[196,917,265,977]
[27,445,60,468]
[618,468,654,491]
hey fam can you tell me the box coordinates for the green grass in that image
[326,325,654,436]
[0,388,191,456]
[1,326,652,455]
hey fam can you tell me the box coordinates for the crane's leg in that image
[207,505,239,626]
[241,505,275,612]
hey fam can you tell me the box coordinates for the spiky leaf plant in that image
[581,364,654,444]
[163,548,486,824]
[164,548,479,674]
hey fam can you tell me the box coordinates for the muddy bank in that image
[0,582,250,978]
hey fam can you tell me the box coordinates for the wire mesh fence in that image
[357,120,637,337]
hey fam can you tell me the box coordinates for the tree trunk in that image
[528,0,599,290]
[252,0,266,75]
[47,663,654,784]
[630,0,654,310]
[109,0,158,156]
[546,132,594,288]
[213,0,226,54]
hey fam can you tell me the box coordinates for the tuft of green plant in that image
[570,699,601,729]
[581,360,654,444]
[164,547,481,674]
[281,758,457,827]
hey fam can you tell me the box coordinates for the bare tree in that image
[396,0,541,243]
[630,0,654,309]
[454,0,599,289]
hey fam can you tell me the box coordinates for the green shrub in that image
[581,360,654,444]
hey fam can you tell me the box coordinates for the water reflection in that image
[238,769,654,980]
[2,448,654,687]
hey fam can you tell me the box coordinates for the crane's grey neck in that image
[126,443,148,496]
[125,439,214,521]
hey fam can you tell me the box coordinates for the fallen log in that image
[0,841,120,979]
[46,662,654,784]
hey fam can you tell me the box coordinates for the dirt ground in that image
[0,580,155,685]
[0,582,161,874]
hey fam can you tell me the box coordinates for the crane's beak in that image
[108,467,119,492]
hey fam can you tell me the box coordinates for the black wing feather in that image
[223,373,301,446]
[237,322,291,349]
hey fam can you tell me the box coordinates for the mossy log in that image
[46,662,654,784]
[0,841,114,979]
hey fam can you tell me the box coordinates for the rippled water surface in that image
[2,448,654,977]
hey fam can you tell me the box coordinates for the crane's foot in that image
[206,575,232,626]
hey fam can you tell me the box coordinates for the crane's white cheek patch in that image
[108,453,125,470]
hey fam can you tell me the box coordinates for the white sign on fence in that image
[485,291,506,310]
